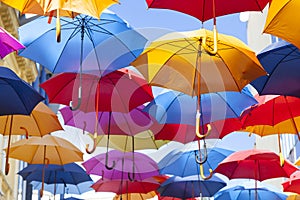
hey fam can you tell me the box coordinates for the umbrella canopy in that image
[91,177,161,194]
[82,150,159,181]
[251,40,300,98]
[40,69,153,113]
[19,13,147,75]
[263,0,300,49]
[146,0,269,22]
[60,105,153,136]
[0,67,44,115]
[214,149,298,181]
[159,147,234,177]
[144,88,257,125]
[157,174,226,199]
[30,180,93,195]
[113,191,157,200]
[18,163,92,185]
[0,26,25,59]
[214,185,287,200]
[282,171,300,194]
[6,135,83,165]
[131,28,266,96]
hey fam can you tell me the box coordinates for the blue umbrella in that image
[18,163,92,185]
[214,185,287,200]
[251,40,300,98]
[158,147,234,178]
[157,174,226,199]
[143,87,257,125]
[18,12,147,75]
[0,67,44,115]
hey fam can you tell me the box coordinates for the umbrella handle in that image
[128,172,135,182]
[195,146,208,164]
[69,86,82,111]
[195,111,212,138]
[5,162,10,176]
[85,136,97,154]
[201,25,218,55]
[105,151,116,170]
[56,9,61,42]
[20,127,28,139]
[199,164,213,180]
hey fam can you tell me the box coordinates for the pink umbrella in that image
[0,27,25,59]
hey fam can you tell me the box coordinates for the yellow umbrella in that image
[113,191,157,200]
[263,0,300,49]
[0,102,63,175]
[287,194,300,200]
[5,134,83,197]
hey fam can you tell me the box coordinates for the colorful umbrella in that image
[251,40,300,98]
[214,185,287,200]
[0,67,44,115]
[214,149,298,181]
[263,0,300,49]
[0,26,25,59]
[82,150,159,181]
[159,147,234,179]
[157,174,226,199]
[91,177,161,194]
[113,191,157,200]
[146,0,270,22]
[41,69,153,113]
[0,102,63,175]
[282,171,300,194]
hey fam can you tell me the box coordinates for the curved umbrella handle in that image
[128,172,135,182]
[201,25,218,55]
[69,86,82,111]
[195,144,208,164]
[20,127,29,139]
[200,164,213,180]
[195,110,212,139]
[85,135,97,154]
[105,151,116,170]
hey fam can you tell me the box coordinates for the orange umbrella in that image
[0,102,63,175]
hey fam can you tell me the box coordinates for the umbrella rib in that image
[215,92,241,117]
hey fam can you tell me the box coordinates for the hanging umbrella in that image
[251,40,300,98]
[0,102,63,175]
[41,69,153,113]
[157,174,226,199]
[213,185,287,200]
[0,26,25,59]
[5,135,83,197]
[157,194,197,200]
[144,88,257,125]
[0,67,44,115]
[263,0,300,49]
[113,191,157,200]
[214,149,298,181]
[146,0,269,22]
[83,150,159,181]
[91,177,161,194]
[282,171,300,194]
[159,147,234,179]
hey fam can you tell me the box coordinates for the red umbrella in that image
[91,177,161,194]
[40,68,153,113]
[282,170,300,194]
[214,149,298,181]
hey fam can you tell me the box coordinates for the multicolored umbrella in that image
[0,26,25,59]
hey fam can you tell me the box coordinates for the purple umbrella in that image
[82,150,159,181]
[0,27,25,59]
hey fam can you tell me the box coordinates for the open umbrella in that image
[0,102,63,175]
[157,174,226,199]
[251,40,300,98]
[113,191,157,200]
[214,149,298,181]
[263,0,300,49]
[83,150,159,181]
[214,185,287,200]
[159,147,234,179]
[41,69,153,113]
[282,170,300,194]
[0,26,25,59]
[5,135,83,197]
[0,67,44,115]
